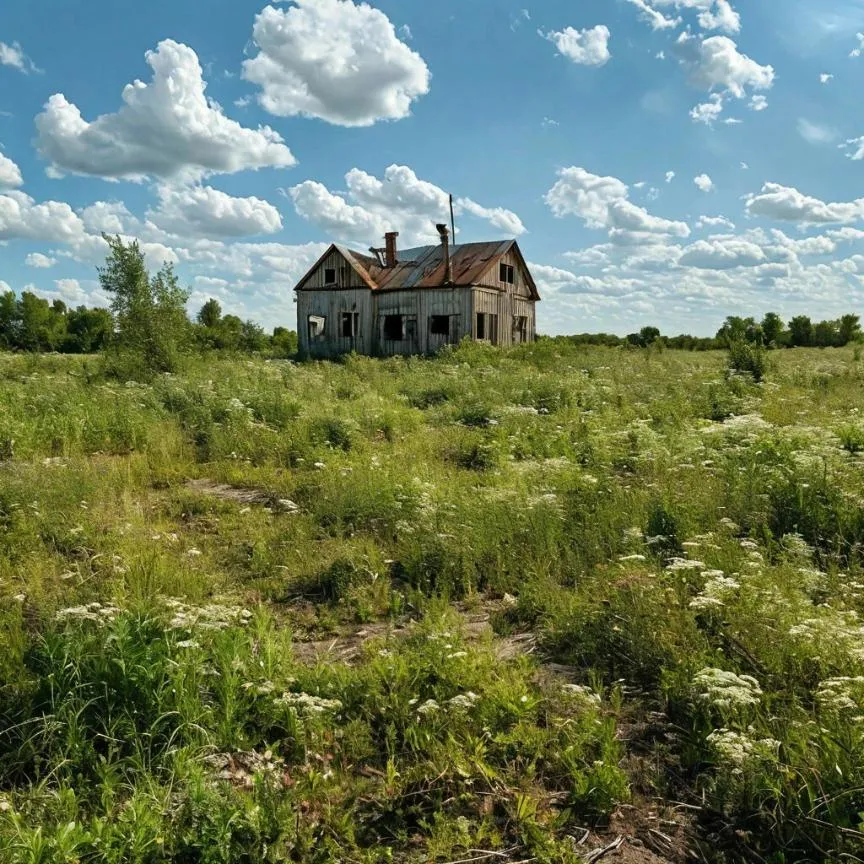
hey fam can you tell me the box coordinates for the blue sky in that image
[1,0,864,336]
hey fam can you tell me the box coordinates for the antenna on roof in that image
[449,194,456,247]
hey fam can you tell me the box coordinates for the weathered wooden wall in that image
[375,287,472,355]
[476,249,533,298]
[297,247,374,357]
[472,288,536,347]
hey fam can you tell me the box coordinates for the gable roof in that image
[294,240,540,300]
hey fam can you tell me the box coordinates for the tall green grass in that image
[2,344,864,861]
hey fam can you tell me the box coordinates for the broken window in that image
[513,315,528,343]
[430,315,450,336]
[488,314,499,345]
[405,316,417,342]
[324,268,337,285]
[383,314,404,341]
[477,313,498,344]
[499,263,515,284]
[308,315,326,339]
[341,311,359,338]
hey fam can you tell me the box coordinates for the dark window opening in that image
[477,313,498,344]
[308,315,326,339]
[341,311,359,338]
[430,315,450,336]
[383,314,404,341]
[499,263,515,284]
[324,268,337,285]
[405,316,417,342]
[488,313,499,345]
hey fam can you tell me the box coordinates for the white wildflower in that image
[416,699,440,715]
[55,602,121,625]
[275,692,342,714]
[707,728,780,767]
[176,639,200,649]
[562,684,602,705]
[690,574,741,611]
[694,667,762,709]
[666,558,706,572]
[816,678,864,715]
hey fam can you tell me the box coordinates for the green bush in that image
[727,339,768,382]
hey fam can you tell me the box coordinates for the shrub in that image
[727,339,768,382]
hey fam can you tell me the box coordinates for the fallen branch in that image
[584,836,624,863]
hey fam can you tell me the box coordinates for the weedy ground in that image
[2,342,864,863]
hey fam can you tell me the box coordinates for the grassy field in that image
[2,341,864,863]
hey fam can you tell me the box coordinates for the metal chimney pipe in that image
[436,223,453,284]
[384,231,399,268]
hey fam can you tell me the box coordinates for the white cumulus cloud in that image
[544,25,611,67]
[242,1,430,127]
[690,94,725,125]
[624,0,681,31]
[545,166,690,241]
[745,183,864,225]
[688,35,774,97]
[0,191,86,243]
[682,34,773,122]
[455,198,526,236]
[697,215,735,229]
[679,237,765,269]
[289,164,525,246]
[25,252,57,268]
[694,173,715,192]
[697,0,741,33]
[0,152,23,187]
[147,185,283,238]
[36,39,297,181]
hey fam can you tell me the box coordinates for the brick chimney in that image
[384,231,399,268]
[436,224,453,284]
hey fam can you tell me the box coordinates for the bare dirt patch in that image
[185,478,298,511]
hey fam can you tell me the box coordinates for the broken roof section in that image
[296,240,539,300]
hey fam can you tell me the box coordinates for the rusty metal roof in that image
[296,239,539,300]
[345,241,513,291]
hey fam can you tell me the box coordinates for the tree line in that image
[0,238,297,365]
[559,313,863,351]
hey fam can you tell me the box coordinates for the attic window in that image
[499,263,515,284]
[324,268,337,285]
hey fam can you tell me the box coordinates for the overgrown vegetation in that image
[0,238,297,361]
[3,336,864,861]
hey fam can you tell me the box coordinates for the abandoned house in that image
[295,226,540,358]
